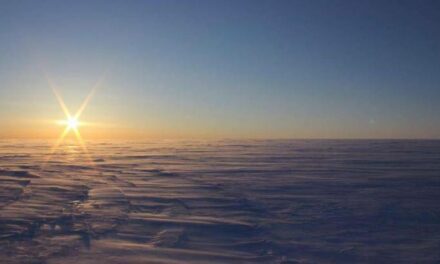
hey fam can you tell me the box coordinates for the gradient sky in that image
[1,0,440,139]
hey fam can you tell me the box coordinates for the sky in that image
[1,0,440,139]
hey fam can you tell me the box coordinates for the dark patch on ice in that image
[0,169,40,178]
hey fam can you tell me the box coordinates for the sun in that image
[44,75,104,165]
[67,117,79,130]
[56,117,80,131]
[42,74,106,167]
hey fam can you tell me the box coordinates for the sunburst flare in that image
[44,76,103,165]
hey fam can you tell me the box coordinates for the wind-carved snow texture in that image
[0,140,440,263]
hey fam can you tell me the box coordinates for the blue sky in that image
[1,0,439,138]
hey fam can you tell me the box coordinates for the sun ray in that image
[53,126,71,152]
[73,127,94,165]
[74,88,95,120]
[53,88,72,119]
[74,77,103,119]
[45,76,72,119]
[43,126,71,167]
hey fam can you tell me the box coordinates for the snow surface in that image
[0,139,440,263]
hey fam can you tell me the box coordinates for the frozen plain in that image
[0,139,440,263]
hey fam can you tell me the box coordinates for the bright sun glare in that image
[46,75,102,164]
[67,118,79,129]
